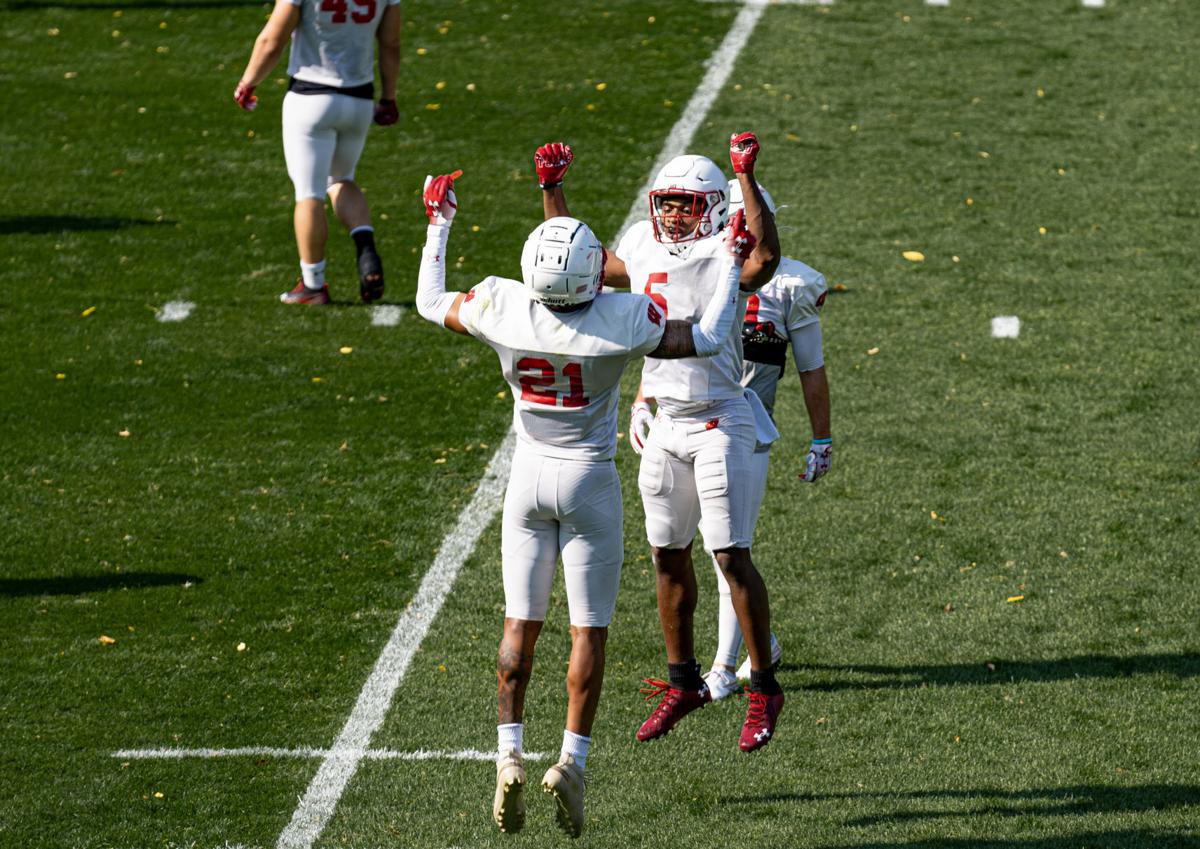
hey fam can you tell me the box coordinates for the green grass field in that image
[2,0,1198,847]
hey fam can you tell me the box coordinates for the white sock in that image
[561,730,590,770]
[713,558,743,669]
[497,723,523,757]
[300,259,326,291]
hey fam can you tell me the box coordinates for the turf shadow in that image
[787,831,1199,849]
[0,571,202,597]
[782,653,1200,691]
[0,216,174,235]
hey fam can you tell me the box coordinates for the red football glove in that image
[724,209,756,262]
[233,80,258,111]
[534,142,573,189]
[729,131,760,175]
[374,98,399,126]
[423,170,463,224]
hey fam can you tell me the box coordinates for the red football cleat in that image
[739,690,784,752]
[636,678,710,742]
[280,280,330,305]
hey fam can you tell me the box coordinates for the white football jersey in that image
[616,221,746,415]
[741,257,827,419]
[287,0,400,88]
[458,277,667,461]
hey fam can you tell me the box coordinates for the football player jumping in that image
[414,171,755,837]
[234,0,401,305]
[631,180,832,702]
[536,136,787,752]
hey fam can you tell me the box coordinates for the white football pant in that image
[501,447,624,628]
[637,395,757,552]
[281,91,373,201]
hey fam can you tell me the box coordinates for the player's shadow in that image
[4,0,258,9]
[782,652,1200,692]
[0,572,202,597]
[0,215,173,235]
[717,786,1200,847]
[782,830,1199,849]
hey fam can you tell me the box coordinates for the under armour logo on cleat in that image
[755,729,771,741]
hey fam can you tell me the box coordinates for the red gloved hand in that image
[234,80,258,111]
[724,209,756,262]
[423,170,463,224]
[534,142,573,189]
[729,131,760,175]
[374,98,399,126]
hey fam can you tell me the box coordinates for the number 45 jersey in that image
[457,277,667,461]
[287,0,401,89]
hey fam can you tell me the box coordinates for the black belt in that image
[288,77,374,100]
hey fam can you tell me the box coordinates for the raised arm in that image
[534,142,630,288]
[373,3,402,125]
[415,171,471,336]
[728,132,780,291]
[234,0,301,110]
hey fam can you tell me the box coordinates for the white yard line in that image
[275,428,515,849]
[113,747,547,762]
[614,0,769,243]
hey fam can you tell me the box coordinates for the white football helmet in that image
[520,217,604,307]
[726,179,777,216]
[648,155,729,253]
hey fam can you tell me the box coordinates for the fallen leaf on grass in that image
[902,251,925,262]
[1007,595,1025,603]
[98,635,116,645]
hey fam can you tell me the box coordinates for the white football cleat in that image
[493,749,525,834]
[542,754,586,838]
[736,633,782,680]
[703,667,740,702]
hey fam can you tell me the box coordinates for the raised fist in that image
[724,209,756,262]
[423,170,462,225]
[534,142,573,189]
[374,98,399,126]
[729,131,760,175]
[233,80,258,112]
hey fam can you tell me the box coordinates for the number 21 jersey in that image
[457,277,666,461]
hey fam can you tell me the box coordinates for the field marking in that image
[275,428,516,849]
[113,747,547,762]
[991,316,1021,338]
[157,300,196,322]
[614,0,769,243]
[370,304,404,326]
[1082,0,1105,7]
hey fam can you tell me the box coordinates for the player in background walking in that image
[414,170,754,836]
[234,0,401,304]
[631,180,832,700]
[534,135,788,752]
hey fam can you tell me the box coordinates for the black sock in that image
[352,228,376,258]
[668,660,703,691]
[748,666,783,696]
